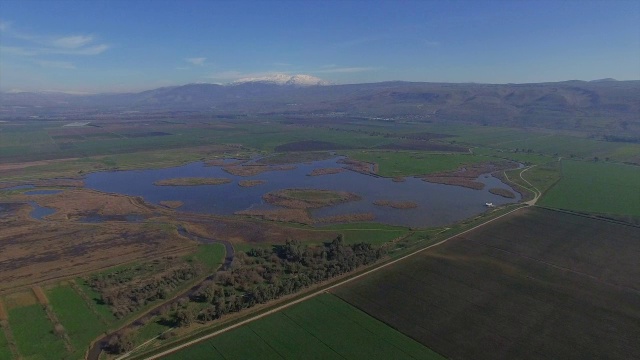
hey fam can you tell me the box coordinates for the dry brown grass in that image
[0,300,7,320]
[307,168,345,176]
[238,180,267,187]
[3,290,38,309]
[153,177,231,186]
[422,176,485,189]
[263,189,361,209]
[373,200,418,209]
[315,213,376,223]
[235,208,313,224]
[489,188,516,198]
[0,202,195,292]
[223,164,295,177]
[32,286,48,305]
[423,161,517,190]
[21,189,159,221]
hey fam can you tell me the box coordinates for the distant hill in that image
[1,79,639,136]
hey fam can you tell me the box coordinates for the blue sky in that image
[1,0,639,92]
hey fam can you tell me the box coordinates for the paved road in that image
[141,205,528,360]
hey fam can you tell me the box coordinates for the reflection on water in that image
[84,157,520,228]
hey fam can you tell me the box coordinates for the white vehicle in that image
[485,202,495,207]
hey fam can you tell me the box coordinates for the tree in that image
[107,331,134,354]
[175,308,194,327]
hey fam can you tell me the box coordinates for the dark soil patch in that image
[376,141,467,152]
[333,207,640,360]
[123,132,172,138]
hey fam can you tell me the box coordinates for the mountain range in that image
[1,76,638,136]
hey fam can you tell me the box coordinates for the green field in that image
[345,151,487,177]
[47,285,108,358]
[189,243,226,271]
[7,305,67,360]
[162,294,443,360]
[540,160,640,217]
[0,327,12,360]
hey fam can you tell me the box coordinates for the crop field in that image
[0,336,10,360]
[332,207,640,360]
[343,151,489,177]
[47,285,109,358]
[539,160,640,218]
[161,293,443,360]
[7,304,68,360]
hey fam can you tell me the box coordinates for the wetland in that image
[83,156,520,227]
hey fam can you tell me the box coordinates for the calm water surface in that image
[84,157,520,227]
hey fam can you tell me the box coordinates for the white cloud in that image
[186,57,206,66]
[51,35,93,49]
[1,22,109,57]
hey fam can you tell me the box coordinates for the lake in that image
[84,157,520,227]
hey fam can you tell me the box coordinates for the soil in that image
[333,207,640,360]
[32,286,48,305]
[338,158,377,174]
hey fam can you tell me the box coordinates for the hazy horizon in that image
[1,0,639,93]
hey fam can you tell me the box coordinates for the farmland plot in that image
[333,207,640,360]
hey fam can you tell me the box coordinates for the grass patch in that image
[7,305,68,360]
[162,293,443,360]
[0,326,12,360]
[47,285,107,358]
[539,160,640,217]
[344,151,488,177]
[187,243,226,271]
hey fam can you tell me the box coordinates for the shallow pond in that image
[84,157,520,227]
[28,201,56,220]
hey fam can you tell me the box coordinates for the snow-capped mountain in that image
[231,74,329,86]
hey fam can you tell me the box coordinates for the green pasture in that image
[344,151,489,177]
[162,293,442,360]
[189,243,226,271]
[0,327,12,360]
[47,285,107,358]
[7,305,67,360]
[539,160,640,217]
